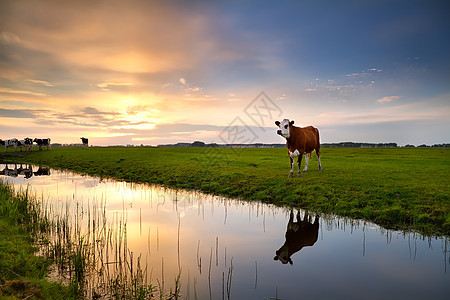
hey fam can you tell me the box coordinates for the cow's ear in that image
[273,256,279,261]
[290,120,294,126]
[275,121,280,126]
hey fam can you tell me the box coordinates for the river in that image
[1,163,448,299]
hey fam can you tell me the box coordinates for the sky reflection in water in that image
[1,164,448,299]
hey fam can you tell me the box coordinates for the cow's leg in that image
[288,156,294,178]
[303,153,310,172]
[316,149,322,170]
[297,153,303,177]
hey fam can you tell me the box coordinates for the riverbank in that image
[0,183,72,299]
[1,147,449,236]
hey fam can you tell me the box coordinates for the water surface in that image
[1,163,448,299]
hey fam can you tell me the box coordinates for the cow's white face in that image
[275,119,294,139]
[274,246,293,265]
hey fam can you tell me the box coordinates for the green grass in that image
[0,183,74,299]
[1,146,449,236]
[0,180,162,299]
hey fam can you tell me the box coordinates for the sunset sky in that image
[1,0,449,146]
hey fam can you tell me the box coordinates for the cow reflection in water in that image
[0,164,50,178]
[274,210,319,265]
[33,166,50,176]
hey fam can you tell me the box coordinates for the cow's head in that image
[275,119,294,139]
[274,246,293,265]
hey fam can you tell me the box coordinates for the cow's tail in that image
[315,127,321,155]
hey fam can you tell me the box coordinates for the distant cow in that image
[274,210,319,265]
[23,137,33,151]
[17,138,32,152]
[34,138,51,150]
[275,119,322,177]
[80,137,88,147]
[3,138,19,152]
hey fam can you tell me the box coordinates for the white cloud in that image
[377,96,401,103]
[97,82,134,90]
[0,87,47,97]
[27,79,55,87]
[0,32,22,45]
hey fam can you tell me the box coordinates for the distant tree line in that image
[321,142,398,148]
[405,143,450,148]
[157,141,285,148]
[157,141,450,148]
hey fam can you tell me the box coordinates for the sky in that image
[1,0,449,146]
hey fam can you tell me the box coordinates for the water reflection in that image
[274,210,319,265]
[0,163,50,179]
[0,164,448,300]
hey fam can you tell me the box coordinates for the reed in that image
[0,180,184,299]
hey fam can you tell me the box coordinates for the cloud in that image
[0,87,47,97]
[0,108,39,118]
[82,107,119,116]
[27,79,54,87]
[179,78,187,85]
[0,32,22,45]
[377,96,401,103]
[97,82,134,91]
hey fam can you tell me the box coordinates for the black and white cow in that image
[33,138,51,150]
[80,137,88,148]
[17,139,32,152]
[22,137,33,151]
[3,138,19,152]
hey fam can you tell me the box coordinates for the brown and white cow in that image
[275,119,322,177]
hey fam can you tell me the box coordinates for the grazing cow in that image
[274,210,319,265]
[80,137,88,148]
[23,137,33,151]
[17,140,25,151]
[17,139,31,152]
[34,138,51,150]
[275,119,322,177]
[3,138,19,152]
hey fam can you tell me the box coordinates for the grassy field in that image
[1,146,449,236]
